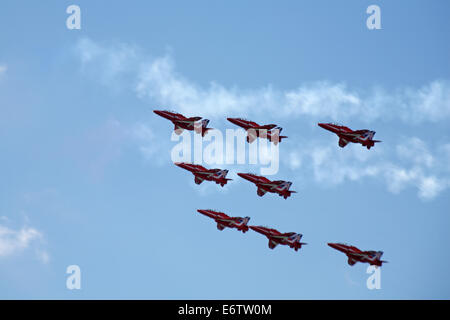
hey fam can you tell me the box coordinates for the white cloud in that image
[75,38,139,89]
[384,165,448,200]
[135,56,450,123]
[0,223,48,261]
[285,138,450,200]
[129,122,171,165]
[75,37,450,123]
[0,64,6,79]
[36,249,50,264]
[74,38,450,200]
[396,137,434,168]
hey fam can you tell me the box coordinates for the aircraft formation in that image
[154,109,387,267]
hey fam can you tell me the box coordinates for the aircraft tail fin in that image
[270,127,288,145]
[215,169,229,179]
[201,119,210,128]
[216,169,232,186]
[238,216,251,233]
[201,119,213,137]
[375,251,384,259]
[194,119,212,136]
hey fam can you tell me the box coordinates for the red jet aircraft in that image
[328,243,387,267]
[227,118,287,145]
[237,173,296,199]
[175,162,232,187]
[249,226,306,251]
[197,209,250,233]
[318,123,381,149]
[154,110,212,136]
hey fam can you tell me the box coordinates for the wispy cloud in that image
[0,222,49,263]
[0,64,7,78]
[135,58,450,123]
[73,38,450,200]
[129,122,172,166]
[75,37,450,123]
[285,138,450,200]
[75,38,139,91]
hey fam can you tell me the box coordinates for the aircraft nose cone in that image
[237,173,251,181]
[249,226,265,234]
[318,123,327,129]
[327,243,338,249]
[153,110,166,117]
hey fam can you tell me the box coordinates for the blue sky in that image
[0,0,449,299]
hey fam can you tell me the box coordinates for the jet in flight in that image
[197,209,250,233]
[227,117,287,145]
[175,162,232,187]
[318,123,381,149]
[154,110,212,136]
[237,173,296,199]
[328,243,387,267]
[249,226,306,251]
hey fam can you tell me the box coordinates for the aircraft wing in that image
[258,182,277,189]
[338,137,349,148]
[347,257,357,266]
[352,130,369,135]
[254,124,277,130]
[194,175,204,185]
[186,116,202,122]
[173,123,185,135]
[216,223,226,231]
[174,118,200,124]
[268,239,279,249]
[195,171,214,178]
[256,186,267,197]
[340,131,362,139]
[271,234,289,240]
[247,130,257,143]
